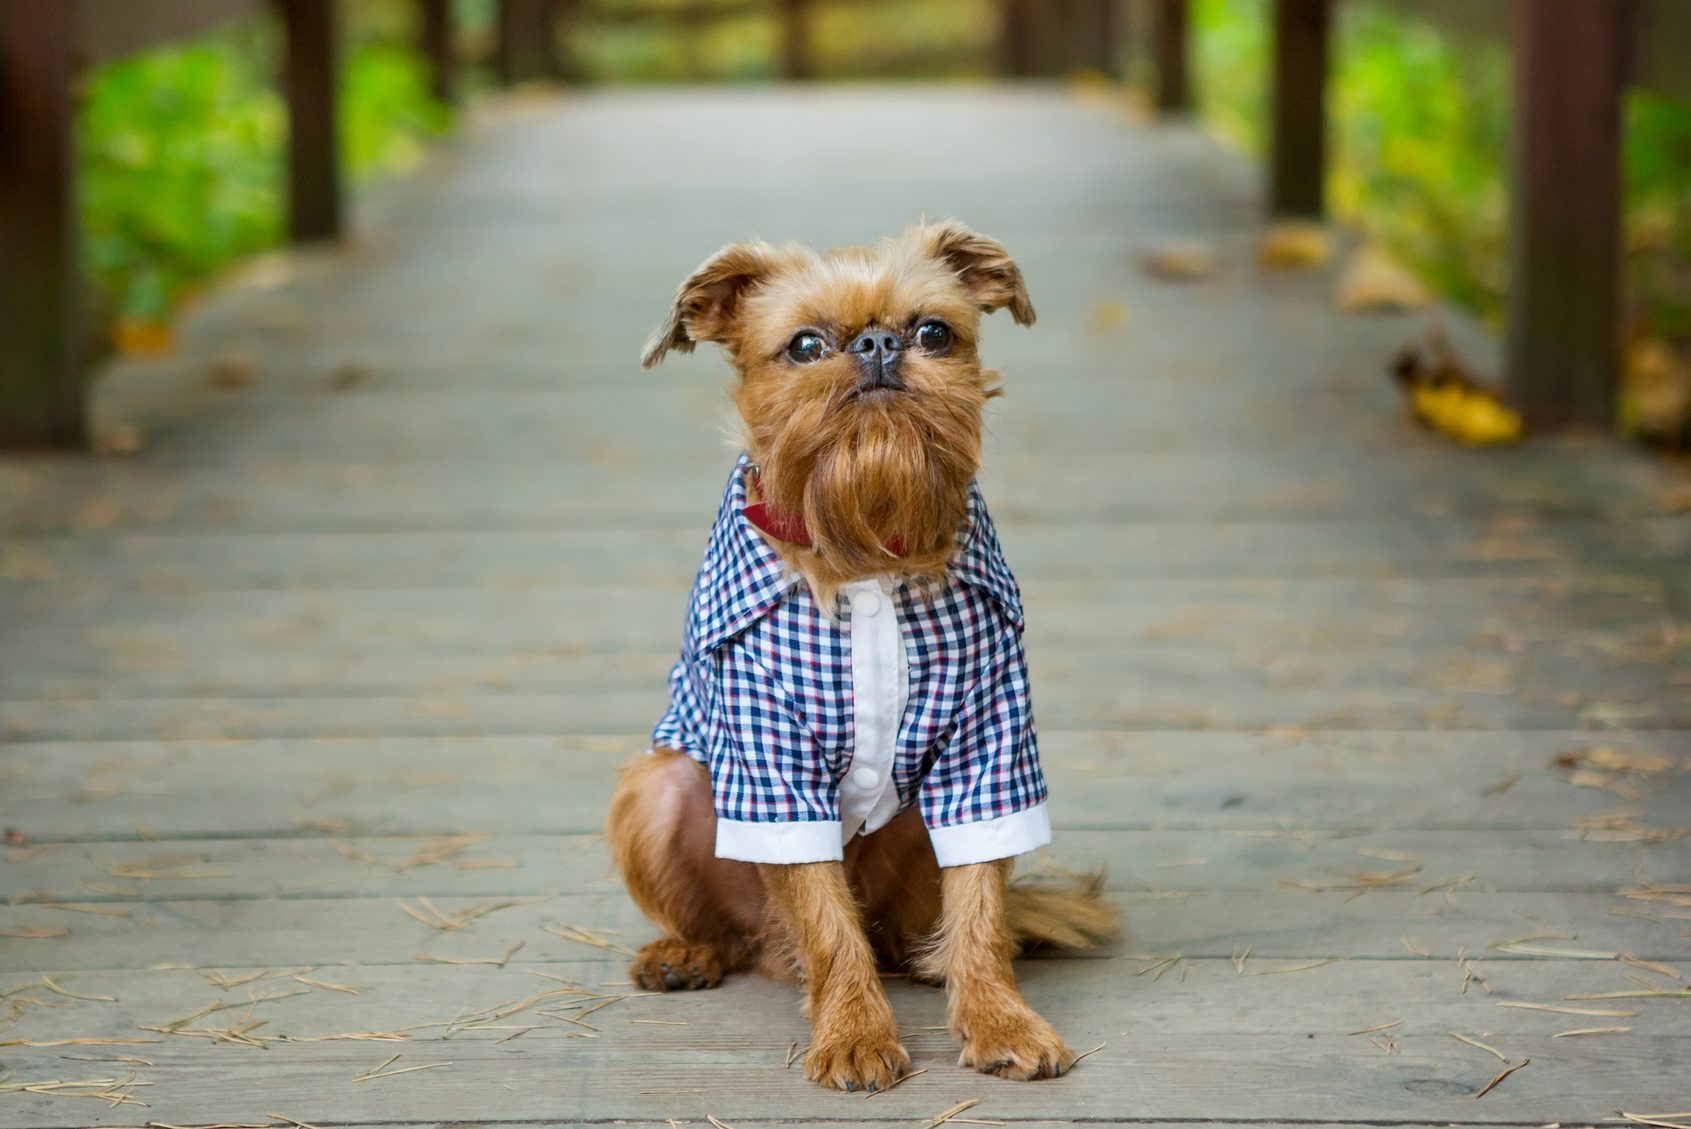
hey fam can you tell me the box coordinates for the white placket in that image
[838,578,907,843]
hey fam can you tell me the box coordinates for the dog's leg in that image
[923,860,1073,1080]
[760,861,911,1092]
[605,749,764,991]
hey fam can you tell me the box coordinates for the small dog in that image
[606,222,1116,1092]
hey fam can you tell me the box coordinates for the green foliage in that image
[79,24,286,322]
[1191,0,1691,341]
[79,5,451,324]
[568,0,994,83]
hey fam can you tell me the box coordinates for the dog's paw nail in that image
[866,1081,879,1093]
[843,1081,858,1092]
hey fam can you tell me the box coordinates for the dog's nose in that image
[848,328,905,389]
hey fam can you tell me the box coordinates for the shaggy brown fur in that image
[615,222,1118,1092]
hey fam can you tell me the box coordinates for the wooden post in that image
[780,0,810,80]
[1505,0,1630,429]
[1001,0,1035,77]
[497,0,556,84]
[280,0,342,243]
[0,1,83,448]
[1268,0,1330,217]
[1091,0,1121,79]
[1155,0,1191,113]
[418,0,456,104]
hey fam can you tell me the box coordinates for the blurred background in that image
[18,0,1691,450]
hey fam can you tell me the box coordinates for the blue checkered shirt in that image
[651,456,1050,867]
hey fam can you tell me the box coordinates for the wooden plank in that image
[74,0,266,65]
[0,448,1673,532]
[2,731,1683,840]
[2,960,1685,1047]
[1503,0,1629,429]
[2,890,1683,970]
[416,0,456,105]
[1154,0,1190,113]
[280,0,343,243]
[1268,0,1330,217]
[496,0,557,84]
[4,827,1680,900]
[2,1024,1686,1128]
[0,0,84,449]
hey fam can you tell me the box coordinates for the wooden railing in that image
[0,0,348,448]
[0,0,1674,446]
[1149,0,1645,431]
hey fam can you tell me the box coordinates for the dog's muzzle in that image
[848,328,905,392]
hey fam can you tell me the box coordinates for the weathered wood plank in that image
[4,826,1682,901]
[3,731,1683,839]
[4,1027,1686,1129]
[7,958,1686,1041]
[2,891,1686,972]
[0,447,1675,534]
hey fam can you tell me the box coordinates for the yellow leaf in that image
[1257,221,1332,270]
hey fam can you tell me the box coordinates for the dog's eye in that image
[786,333,827,364]
[915,321,953,354]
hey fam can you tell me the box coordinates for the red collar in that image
[742,467,905,555]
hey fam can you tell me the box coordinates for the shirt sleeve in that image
[918,627,1051,867]
[707,643,844,864]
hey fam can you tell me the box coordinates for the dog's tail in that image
[1006,868,1121,953]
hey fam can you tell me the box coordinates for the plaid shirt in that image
[651,456,1050,867]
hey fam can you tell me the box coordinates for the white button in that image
[850,766,880,789]
[850,590,882,618]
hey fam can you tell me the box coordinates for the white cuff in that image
[715,818,844,864]
[928,803,1052,868]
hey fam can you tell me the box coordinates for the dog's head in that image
[642,222,1034,582]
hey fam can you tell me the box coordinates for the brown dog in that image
[607,222,1115,1092]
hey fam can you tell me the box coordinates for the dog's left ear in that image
[913,221,1036,326]
[641,241,782,368]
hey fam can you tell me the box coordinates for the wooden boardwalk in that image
[3,88,1689,1127]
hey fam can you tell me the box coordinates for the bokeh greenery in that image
[1193,0,1691,345]
[79,1,450,325]
[79,0,1691,365]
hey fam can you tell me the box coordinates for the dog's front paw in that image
[804,1008,911,1092]
[629,939,725,992]
[956,1006,1072,1080]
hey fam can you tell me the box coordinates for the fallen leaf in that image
[210,353,259,389]
[1088,299,1130,334]
[92,423,144,457]
[1141,240,1220,281]
[1334,245,1432,312]
[1257,221,1332,269]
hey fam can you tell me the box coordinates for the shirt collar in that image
[691,455,1022,653]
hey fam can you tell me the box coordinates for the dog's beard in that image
[750,386,984,581]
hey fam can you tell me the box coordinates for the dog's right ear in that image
[641,242,782,368]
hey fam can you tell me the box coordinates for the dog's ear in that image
[641,242,782,368]
[913,221,1036,326]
